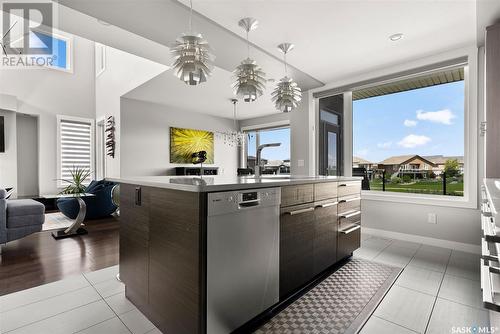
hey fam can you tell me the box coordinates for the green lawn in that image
[369,179,464,196]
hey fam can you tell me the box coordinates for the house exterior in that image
[353,156,375,170]
[423,155,464,175]
[377,155,437,177]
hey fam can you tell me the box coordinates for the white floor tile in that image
[6,300,115,334]
[0,275,90,313]
[426,298,490,334]
[446,250,480,281]
[407,245,451,272]
[93,278,125,298]
[438,274,483,309]
[353,247,382,260]
[84,266,119,285]
[374,285,435,333]
[145,328,162,334]
[396,266,444,296]
[1,286,101,332]
[119,309,156,334]
[360,315,418,334]
[390,240,422,252]
[373,244,418,268]
[76,317,131,334]
[105,292,137,315]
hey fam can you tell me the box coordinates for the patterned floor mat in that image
[255,258,401,334]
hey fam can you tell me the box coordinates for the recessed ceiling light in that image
[389,33,404,41]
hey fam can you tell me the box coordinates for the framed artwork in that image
[170,127,214,164]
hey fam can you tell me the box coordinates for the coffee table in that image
[43,193,95,239]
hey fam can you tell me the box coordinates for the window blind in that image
[59,118,92,183]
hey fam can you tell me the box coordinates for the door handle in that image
[340,210,361,219]
[315,202,338,208]
[135,187,142,206]
[285,207,314,216]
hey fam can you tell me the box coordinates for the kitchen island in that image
[110,175,362,334]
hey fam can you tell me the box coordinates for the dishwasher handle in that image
[239,199,261,208]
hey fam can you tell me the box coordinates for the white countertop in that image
[107,175,362,192]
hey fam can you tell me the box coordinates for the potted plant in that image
[59,166,92,195]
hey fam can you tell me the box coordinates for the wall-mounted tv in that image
[0,116,4,153]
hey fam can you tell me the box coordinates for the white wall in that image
[0,109,17,196]
[95,46,167,178]
[16,114,39,197]
[120,98,239,177]
[0,35,96,195]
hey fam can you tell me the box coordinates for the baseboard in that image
[362,227,481,254]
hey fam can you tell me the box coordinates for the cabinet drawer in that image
[314,182,337,201]
[338,181,361,197]
[339,210,361,231]
[338,195,361,214]
[337,225,361,260]
[281,184,314,207]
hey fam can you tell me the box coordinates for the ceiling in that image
[180,0,477,83]
[124,66,279,120]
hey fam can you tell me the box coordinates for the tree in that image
[444,159,460,177]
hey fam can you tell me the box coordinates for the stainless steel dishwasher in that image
[207,187,280,334]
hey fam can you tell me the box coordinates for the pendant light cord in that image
[233,100,238,129]
[189,0,193,32]
[284,52,288,75]
[246,29,250,58]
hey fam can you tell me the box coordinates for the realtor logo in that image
[2,1,53,55]
[1,1,59,68]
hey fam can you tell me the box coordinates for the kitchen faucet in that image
[256,143,281,177]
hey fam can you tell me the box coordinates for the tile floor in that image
[0,265,158,334]
[0,232,489,334]
[357,233,490,334]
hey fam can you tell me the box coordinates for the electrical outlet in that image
[428,213,437,224]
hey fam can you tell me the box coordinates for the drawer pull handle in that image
[338,197,361,204]
[340,210,361,219]
[340,225,361,234]
[481,260,500,311]
[315,202,338,208]
[339,184,347,187]
[135,187,142,206]
[285,207,315,216]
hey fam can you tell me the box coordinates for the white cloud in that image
[416,109,455,125]
[404,119,417,127]
[398,134,431,148]
[377,141,392,149]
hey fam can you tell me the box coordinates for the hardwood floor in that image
[0,216,119,296]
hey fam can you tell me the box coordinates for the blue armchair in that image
[57,180,117,220]
[0,189,45,252]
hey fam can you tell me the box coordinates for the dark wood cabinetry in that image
[281,184,314,207]
[313,201,338,276]
[279,204,315,298]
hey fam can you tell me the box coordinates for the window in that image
[245,127,291,175]
[352,67,465,197]
[57,116,94,187]
[34,31,72,72]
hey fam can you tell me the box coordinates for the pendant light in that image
[271,43,302,112]
[171,0,214,85]
[217,99,245,147]
[232,18,266,102]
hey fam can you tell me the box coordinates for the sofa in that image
[57,180,117,220]
[0,189,45,250]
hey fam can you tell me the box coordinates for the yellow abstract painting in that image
[170,127,214,164]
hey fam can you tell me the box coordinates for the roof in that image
[423,155,464,164]
[353,156,373,164]
[378,154,437,166]
[353,67,464,101]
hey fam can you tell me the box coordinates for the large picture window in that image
[245,127,291,175]
[352,67,465,197]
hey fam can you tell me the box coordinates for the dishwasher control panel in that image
[207,188,281,217]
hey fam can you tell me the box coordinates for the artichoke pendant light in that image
[217,99,245,147]
[171,0,214,85]
[232,18,266,102]
[272,43,302,113]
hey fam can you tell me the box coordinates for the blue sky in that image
[247,128,291,160]
[353,81,465,163]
